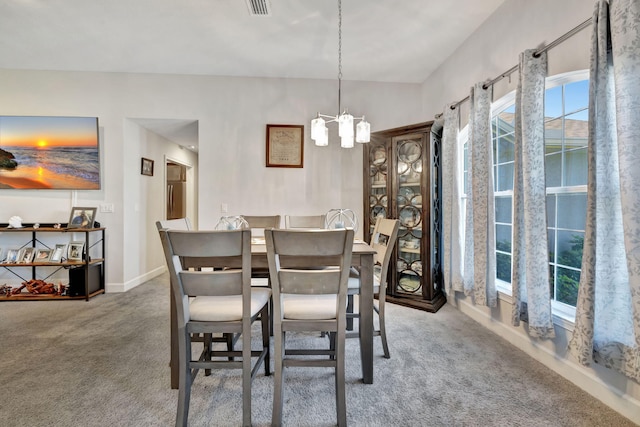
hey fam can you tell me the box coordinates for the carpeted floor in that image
[0,273,636,426]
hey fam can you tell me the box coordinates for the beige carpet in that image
[0,273,636,426]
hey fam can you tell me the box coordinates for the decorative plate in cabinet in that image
[399,205,421,228]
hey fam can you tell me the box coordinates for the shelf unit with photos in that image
[0,223,105,301]
[363,121,445,313]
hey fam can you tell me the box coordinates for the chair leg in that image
[346,294,354,330]
[269,297,274,336]
[176,328,192,427]
[272,328,285,427]
[329,332,336,360]
[260,305,271,376]
[377,302,390,359]
[225,333,234,361]
[335,329,347,427]
[242,320,252,427]
[204,333,212,375]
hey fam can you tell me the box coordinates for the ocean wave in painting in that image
[3,146,99,185]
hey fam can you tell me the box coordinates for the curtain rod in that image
[438,17,592,115]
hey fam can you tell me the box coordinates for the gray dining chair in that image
[284,214,326,229]
[156,218,235,377]
[158,228,271,427]
[265,228,354,427]
[347,217,399,358]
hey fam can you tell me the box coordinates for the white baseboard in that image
[453,298,640,424]
[105,266,166,293]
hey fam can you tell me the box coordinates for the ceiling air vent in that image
[245,0,271,16]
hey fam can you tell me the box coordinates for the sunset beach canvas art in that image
[0,116,100,189]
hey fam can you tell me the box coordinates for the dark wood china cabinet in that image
[363,121,445,312]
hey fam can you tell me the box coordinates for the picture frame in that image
[266,124,304,168]
[20,247,35,263]
[141,157,154,176]
[67,242,85,262]
[67,207,97,229]
[5,248,20,263]
[50,244,67,263]
[34,248,52,262]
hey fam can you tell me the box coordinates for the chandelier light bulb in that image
[338,112,354,137]
[356,119,370,143]
[315,126,329,146]
[311,116,326,141]
[341,134,354,149]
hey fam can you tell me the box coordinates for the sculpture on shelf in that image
[7,216,23,228]
[2,280,66,296]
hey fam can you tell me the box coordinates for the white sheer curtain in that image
[442,104,465,294]
[511,49,555,338]
[568,0,640,382]
[464,83,497,306]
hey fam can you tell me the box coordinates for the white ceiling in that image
[0,0,507,147]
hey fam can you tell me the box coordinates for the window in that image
[460,70,589,317]
[545,73,588,314]
[493,101,516,287]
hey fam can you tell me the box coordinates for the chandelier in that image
[310,0,370,148]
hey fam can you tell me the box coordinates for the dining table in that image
[167,236,377,388]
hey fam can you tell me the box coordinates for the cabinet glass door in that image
[368,141,388,237]
[395,135,424,295]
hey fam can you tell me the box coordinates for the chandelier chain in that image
[337,0,342,114]
[338,0,342,81]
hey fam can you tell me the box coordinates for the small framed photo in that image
[50,244,67,263]
[266,124,304,168]
[67,242,85,261]
[67,207,97,229]
[141,157,154,176]
[20,247,35,263]
[34,248,52,262]
[5,248,20,263]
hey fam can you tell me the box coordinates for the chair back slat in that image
[284,214,326,229]
[278,269,342,294]
[269,229,350,256]
[156,217,192,231]
[242,215,281,229]
[179,269,243,296]
[167,229,244,258]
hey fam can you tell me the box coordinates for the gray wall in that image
[0,70,422,289]
[419,0,640,422]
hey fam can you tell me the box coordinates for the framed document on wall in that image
[266,124,304,168]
